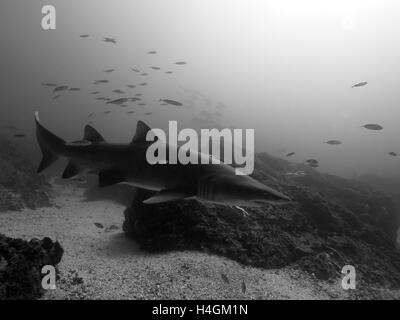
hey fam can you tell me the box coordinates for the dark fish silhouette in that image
[286,152,295,157]
[104,111,111,114]
[147,51,157,54]
[103,69,114,73]
[139,83,147,86]
[94,80,109,84]
[103,37,116,44]
[174,61,187,65]
[13,134,26,138]
[126,85,136,89]
[130,68,140,72]
[88,113,94,118]
[94,222,104,229]
[160,99,183,106]
[141,73,148,76]
[326,140,342,145]
[91,91,100,94]
[135,93,143,96]
[352,81,367,88]
[42,83,58,87]
[150,66,160,70]
[53,85,69,93]
[138,103,147,106]
[165,71,173,74]
[362,124,383,131]
[144,112,152,115]
[388,152,398,157]
[53,95,61,100]
[80,34,89,38]
[127,111,134,114]
[107,98,129,105]
[113,89,125,94]
[241,281,246,294]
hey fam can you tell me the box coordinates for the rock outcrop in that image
[0,234,63,299]
[123,153,400,292]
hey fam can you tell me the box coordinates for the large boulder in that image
[0,234,63,300]
[123,153,400,289]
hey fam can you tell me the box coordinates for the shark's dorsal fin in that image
[132,120,151,143]
[62,162,81,179]
[84,125,105,143]
[143,189,195,204]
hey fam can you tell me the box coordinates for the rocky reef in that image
[0,137,52,211]
[0,234,63,299]
[123,153,400,294]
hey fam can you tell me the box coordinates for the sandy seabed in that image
[0,182,394,300]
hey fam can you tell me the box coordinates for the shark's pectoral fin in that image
[62,162,81,179]
[143,189,196,205]
[98,170,125,187]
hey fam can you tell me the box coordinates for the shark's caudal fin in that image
[35,112,66,173]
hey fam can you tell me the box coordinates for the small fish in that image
[150,66,160,70]
[126,85,136,89]
[103,37,116,44]
[42,83,58,87]
[104,111,111,114]
[88,113,94,118]
[241,281,246,294]
[141,73,148,76]
[221,273,229,284]
[139,83,147,86]
[174,61,187,65]
[127,111,134,114]
[144,112,152,115]
[160,103,167,106]
[286,152,295,157]
[107,98,129,105]
[79,34,89,38]
[147,51,157,54]
[13,134,26,138]
[326,140,342,145]
[138,103,147,106]
[91,91,100,94]
[130,97,141,101]
[165,71,173,74]
[352,81,367,88]
[388,152,398,157]
[361,124,383,131]
[94,222,104,229]
[53,85,69,93]
[134,93,143,97]
[69,87,80,91]
[103,69,114,73]
[94,80,109,84]
[113,89,125,94]
[53,95,61,100]
[130,68,140,72]
[159,99,183,106]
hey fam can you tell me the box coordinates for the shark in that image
[34,112,291,206]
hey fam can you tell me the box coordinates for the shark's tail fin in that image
[35,112,66,173]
